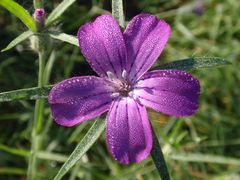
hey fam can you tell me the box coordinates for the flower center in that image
[107,70,133,98]
[118,82,132,97]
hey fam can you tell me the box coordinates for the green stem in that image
[33,0,43,9]
[112,0,125,28]
[151,128,170,180]
[35,52,45,134]
[27,50,46,180]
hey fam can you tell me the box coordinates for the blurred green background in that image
[0,0,240,179]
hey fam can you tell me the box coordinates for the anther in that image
[111,92,120,98]
[136,80,144,86]
[121,69,127,80]
[107,71,115,80]
[128,91,134,97]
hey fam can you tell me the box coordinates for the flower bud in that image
[193,0,204,16]
[33,8,45,31]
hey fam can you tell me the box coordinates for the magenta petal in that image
[134,70,200,116]
[48,76,114,127]
[106,97,152,164]
[78,15,127,78]
[124,14,171,81]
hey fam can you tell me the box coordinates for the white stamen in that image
[129,92,141,104]
[121,69,127,80]
[128,91,134,97]
[111,92,120,98]
[137,80,144,86]
[107,71,114,80]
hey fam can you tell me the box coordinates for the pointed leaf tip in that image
[156,57,231,71]
[1,31,34,52]
[0,86,53,102]
[0,0,37,32]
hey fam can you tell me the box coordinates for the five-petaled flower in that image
[48,14,200,164]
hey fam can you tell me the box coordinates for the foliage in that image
[0,0,239,179]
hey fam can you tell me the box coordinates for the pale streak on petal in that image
[106,97,152,164]
[134,70,200,117]
[48,76,114,126]
[124,14,171,81]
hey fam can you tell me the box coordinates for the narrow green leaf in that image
[37,152,68,162]
[54,118,106,180]
[0,0,37,32]
[156,57,231,71]
[46,0,77,27]
[169,153,240,165]
[1,31,34,52]
[151,128,170,180]
[49,32,78,46]
[0,86,53,102]
[0,144,29,157]
[112,0,125,28]
[0,143,68,162]
[0,168,26,175]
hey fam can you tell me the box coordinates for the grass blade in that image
[53,118,106,180]
[46,0,77,27]
[0,144,29,157]
[50,32,78,46]
[0,168,26,175]
[0,86,53,102]
[0,143,68,162]
[1,31,34,52]
[151,128,170,180]
[170,153,240,165]
[156,57,231,71]
[0,0,37,32]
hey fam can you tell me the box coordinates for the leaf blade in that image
[0,0,37,32]
[0,86,52,102]
[1,31,34,52]
[53,118,105,180]
[156,57,231,71]
[169,153,240,165]
[151,128,170,180]
[46,0,77,27]
[49,32,78,46]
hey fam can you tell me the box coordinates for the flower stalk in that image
[112,0,125,28]
[27,49,46,180]
[33,0,43,9]
[27,6,47,179]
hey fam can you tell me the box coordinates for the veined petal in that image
[48,76,114,126]
[78,15,127,79]
[124,14,171,82]
[106,97,152,164]
[133,70,200,116]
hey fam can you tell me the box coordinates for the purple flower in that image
[193,0,204,16]
[33,8,45,31]
[48,14,200,164]
[33,8,45,23]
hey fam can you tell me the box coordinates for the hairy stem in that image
[112,0,125,28]
[33,0,43,9]
[27,50,46,180]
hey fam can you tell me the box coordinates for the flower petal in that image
[48,76,114,127]
[106,97,152,164]
[124,14,171,81]
[78,15,127,79]
[133,70,200,116]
